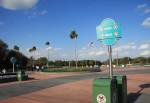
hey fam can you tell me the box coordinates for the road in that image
[0,69,150,100]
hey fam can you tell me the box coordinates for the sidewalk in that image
[0,72,80,87]
[0,73,149,103]
[127,74,150,103]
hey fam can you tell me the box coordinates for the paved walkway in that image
[127,74,150,103]
[0,68,150,103]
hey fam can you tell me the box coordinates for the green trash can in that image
[93,77,118,103]
[115,75,127,103]
[17,71,27,81]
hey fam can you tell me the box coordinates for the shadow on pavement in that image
[127,83,150,103]
[0,77,36,84]
[127,93,141,103]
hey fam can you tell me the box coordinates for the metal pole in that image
[108,45,113,78]
[13,63,15,73]
[47,49,49,68]
[128,57,130,65]
[116,47,119,66]
[95,60,96,66]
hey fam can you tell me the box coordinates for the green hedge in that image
[42,67,101,72]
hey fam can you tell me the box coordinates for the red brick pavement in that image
[0,74,149,103]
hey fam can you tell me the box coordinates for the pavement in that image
[0,67,150,103]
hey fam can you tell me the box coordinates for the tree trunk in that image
[68,61,70,68]
[47,48,50,68]
[74,38,78,68]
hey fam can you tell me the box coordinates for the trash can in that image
[17,71,27,81]
[93,77,118,103]
[115,75,127,103]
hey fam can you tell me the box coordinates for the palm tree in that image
[28,48,33,68]
[29,46,37,67]
[29,48,33,53]
[45,41,50,67]
[32,46,36,52]
[32,46,37,60]
[70,30,78,68]
[13,45,19,51]
[45,42,50,46]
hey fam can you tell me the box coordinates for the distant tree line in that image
[103,57,150,65]
[32,56,150,69]
[0,39,28,72]
[30,57,102,68]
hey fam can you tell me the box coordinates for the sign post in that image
[108,45,112,78]
[13,63,15,73]
[93,18,126,103]
[96,18,122,78]
[10,57,17,73]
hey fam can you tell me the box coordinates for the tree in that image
[89,60,94,66]
[29,46,37,57]
[32,46,37,52]
[45,41,50,67]
[13,45,19,51]
[45,41,50,46]
[35,57,47,66]
[132,57,147,64]
[28,46,37,67]
[70,30,78,68]
[0,39,8,49]
[0,39,9,70]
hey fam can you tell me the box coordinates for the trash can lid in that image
[93,78,112,86]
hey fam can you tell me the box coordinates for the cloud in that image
[27,9,48,18]
[128,42,135,45]
[46,46,52,50]
[78,46,107,60]
[78,42,138,60]
[0,0,39,10]
[142,17,150,28]
[140,50,150,56]
[137,4,147,9]
[25,46,63,60]
[23,41,150,61]
[139,43,149,49]
[113,44,136,52]
[144,8,150,14]
[87,50,105,57]
[40,10,48,15]
[137,3,150,15]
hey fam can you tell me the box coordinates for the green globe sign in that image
[96,18,122,45]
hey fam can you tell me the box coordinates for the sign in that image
[96,18,122,45]
[10,57,17,64]
[97,94,106,103]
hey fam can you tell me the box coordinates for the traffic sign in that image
[10,57,17,64]
[96,18,122,45]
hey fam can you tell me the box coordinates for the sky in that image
[0,0,150,61]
